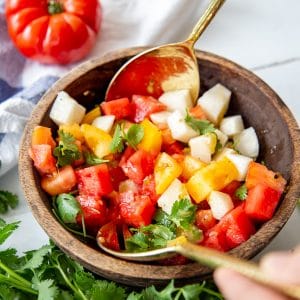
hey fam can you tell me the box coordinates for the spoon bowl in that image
[105,0,225,103]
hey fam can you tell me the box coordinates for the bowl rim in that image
[19,47,300,286]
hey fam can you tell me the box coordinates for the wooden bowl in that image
[19,48,300,287]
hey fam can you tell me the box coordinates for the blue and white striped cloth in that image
[0,0,208,177]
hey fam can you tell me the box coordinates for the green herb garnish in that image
[185,110,216,135]
[0,190,18,214]
[235,184,248,200]
[53,130,81,167]
[110,123,144,153]
[83,151,109,166]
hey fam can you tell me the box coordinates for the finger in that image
[261,250,300,285]
[214,268,288,300]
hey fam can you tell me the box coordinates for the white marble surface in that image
[1,0,300,260]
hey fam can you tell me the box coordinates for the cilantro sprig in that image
[0,219,222,299]
[110,123,144,153]
[83,151,109,166]
[53,130,81,167]
[235,184,248,200]
[185,110,216,135]
[0,190,18,214]
[126,198,202,252]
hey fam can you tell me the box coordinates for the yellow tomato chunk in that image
[154,152,182,195]
[181,155,207,181]
[186,157,238,203]
[59,124,84,142]
[81,124,112,158]
[81,106,101,124]
[138,119,162,155]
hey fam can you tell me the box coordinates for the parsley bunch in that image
[110,123,144,153]
[0,219,223,299]
[126,198,202,252]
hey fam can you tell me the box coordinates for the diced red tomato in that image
[246,162,286,193]
[201,223,229,252]
[119,146,135,166]
[100,97,132,120]
[108,165,127,191]
[31,126,56,149]
[131,95,166,122]
[119,190,155,227]
[195,209,217,231]
[76,195,107,233]
[163,142,185,156]
[41,165,77,196]
[120,149,154,185]
[220,205,256,249]
[122,223,132,241]
[245,184,282,222]
[189,105,207,120]
[221,181,242,206]
[97,221,120,251]
[161,128,176,146]
[76,164,113,197]
[141,175,158,204]
[29,144,57,175]
[72,140,85,167]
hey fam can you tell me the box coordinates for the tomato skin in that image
[119,191,155,228]
[5,0,101,64]
[141,175,158,204]
[201,223,229,252]
[131,95,166,122]
[195,209,217,231]
[120,149,154,185]
[246,162,286,193]
[29,144,57,175]
[245,184,282,222]
[41,165,77,196]
[76,164,113,198]
[97,221,120,251]
[100,98,132,120]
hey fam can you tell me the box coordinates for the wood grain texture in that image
[19,48,300,287]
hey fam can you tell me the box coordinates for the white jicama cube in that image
[150,111,171,126]
[157,178,189,214]
[233,127,259,158]
[219,115,244,137]
[208,191,234,220]
[50,91,86,126]
[226,153,253,181]
[213,147,237,161]
[197,83,231,124]
[214,129,228,148]
[158,89,193,113]
[189,134,216,163]
[92,115,115,133]
[167,110,198,143]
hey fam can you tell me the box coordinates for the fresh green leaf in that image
[56,194,81,224]
[235,184,248,200]
[0,248,21,269]
[0,283,25,300]
[125,124,144,149]
[21,245,51,270]
[0,191,18,214]
[0,219,20,244]
[74,270,95,292]
[83,151,109,166]
[36,279,58,300]
[185,111,215,135]
[88,281,126,300]
[110,124,125,153]
[54,131,81,167]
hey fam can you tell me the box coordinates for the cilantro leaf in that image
[21,245,52,270]
[235,184,248,200]
[125,124,144,149]
[110,123,144,153]
[55,194,81,224]
[36,279,58,300]
[83,151,109,166]
[110,124,125,153]
[0,190,18,214]
[0,219,20,244]
[89,281,126,300]
[185,111,215,135]
[54,131,81,167]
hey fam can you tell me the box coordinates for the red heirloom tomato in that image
[5,0,101,64]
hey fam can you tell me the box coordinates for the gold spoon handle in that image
[186,0,226,46]
[176,242,300,300]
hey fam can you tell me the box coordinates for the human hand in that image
[214,247,300,300]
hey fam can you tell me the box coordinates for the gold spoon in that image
[97,236,300,300]
[105,0,225,103]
